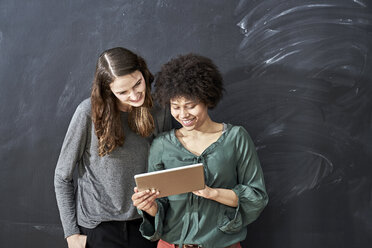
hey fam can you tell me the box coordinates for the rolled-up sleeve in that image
[138,137,169,240]
[138,196,168,241]
[218,127,268,233]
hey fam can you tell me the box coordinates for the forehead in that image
[110,70,143,91]
[170,96,198,104]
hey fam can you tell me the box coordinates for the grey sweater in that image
[54,98,171,238]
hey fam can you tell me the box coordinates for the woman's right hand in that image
[66,234,87,248]
[132,187,159,216]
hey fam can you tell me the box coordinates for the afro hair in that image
[154,53,224,109]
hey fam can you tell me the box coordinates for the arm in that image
[66,234,87,248]
[54,102,90,239]
[218,127,269,234]
[135,137,169,241]
[193,186,238,207]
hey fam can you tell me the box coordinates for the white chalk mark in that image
[306,150,334,170]
[274,4,335,20]
[265,50,300,64]
[353,0,366,8]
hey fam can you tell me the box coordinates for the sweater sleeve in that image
[138,136,169,241]
[218,127,268,234]
[54,102,90,238]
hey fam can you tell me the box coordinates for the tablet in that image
[134,163,205,197]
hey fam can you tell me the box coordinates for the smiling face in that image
[170,96,209,131]
[109,70,146,111]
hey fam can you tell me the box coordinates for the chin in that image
[130,98,145,108]
[131,102,144,108]
[181,124,196,130]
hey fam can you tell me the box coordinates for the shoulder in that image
[225,124,255,146]
[227,124,250,137]
[149,130,175,160]
[74,98,91,117]
[76,98,91,114]
[149,130,169,155]
[70,98,91,125]
[151,129,176,151]
[152,130,173,144]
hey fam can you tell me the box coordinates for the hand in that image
[193,186,239,207]
[192,185,217,199]
[132,187,159,216]
[66,234,87,248]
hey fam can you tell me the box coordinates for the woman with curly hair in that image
[132,54,268,248]
[55,47,171,248]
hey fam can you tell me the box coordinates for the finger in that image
[139,198,156,211]
[133,190,157,206]
[141,191,157,202]
[137,193,158,210]
[132,192,148,203]
[132,189,151,200]
[138,200,152,211]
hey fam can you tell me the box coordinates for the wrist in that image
[147,202,158,217]
[209,188,219,200]
[67,234,79,242]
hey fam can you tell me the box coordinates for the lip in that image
[180,117,196,127]
[130,93,143,103]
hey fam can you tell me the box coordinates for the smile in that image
[180,118,195,126]
[130,94,143,103]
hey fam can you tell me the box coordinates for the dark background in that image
[1,0,371,247]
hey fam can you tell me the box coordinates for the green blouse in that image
[139,124,268,248]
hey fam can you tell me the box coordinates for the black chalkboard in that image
[1,0,371,247]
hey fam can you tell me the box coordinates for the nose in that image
[129,90,139,100]
[180,108,189,118]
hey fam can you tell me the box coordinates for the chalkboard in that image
[1,0,371,247]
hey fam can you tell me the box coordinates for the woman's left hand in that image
[192,185,217,199]
[193,186,239,207]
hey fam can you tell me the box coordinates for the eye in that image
[118,91,127,95]
[134,80,141,88]
[187,105,196,109]
[171,106,180,110]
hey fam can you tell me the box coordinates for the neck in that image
[117,100,131,112]
[181,117,221,137]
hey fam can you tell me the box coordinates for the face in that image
[170,97,209,131]
[109,70,146,111]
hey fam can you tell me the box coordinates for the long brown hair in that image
[91,47,155,157]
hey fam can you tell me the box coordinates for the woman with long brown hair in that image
[55,47,171,248]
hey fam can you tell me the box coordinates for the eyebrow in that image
[133,78,142,85]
